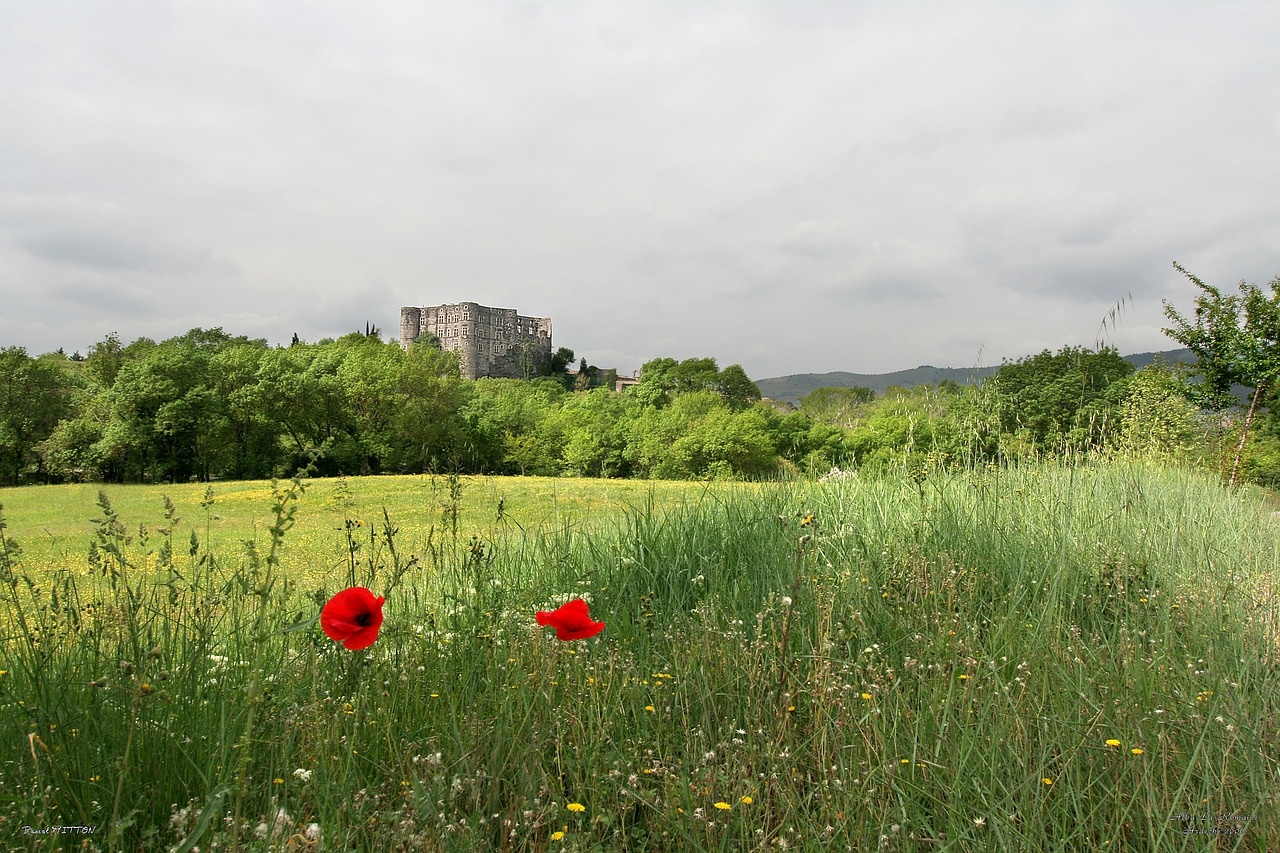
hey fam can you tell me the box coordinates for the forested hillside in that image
[755,349,1195,404]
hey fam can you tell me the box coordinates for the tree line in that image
[3,268,1279,487]
[0,330,783,483]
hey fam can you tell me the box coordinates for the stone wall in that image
[400,302,552,380]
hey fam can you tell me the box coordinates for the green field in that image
[1,462,1277,850]
[0,474,741,591]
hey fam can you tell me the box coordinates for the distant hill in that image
[755,349,1196,405]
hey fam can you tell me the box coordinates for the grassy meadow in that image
[1,461,1278,850]
[0,475,733,592]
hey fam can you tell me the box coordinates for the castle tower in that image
[399,307,422,350]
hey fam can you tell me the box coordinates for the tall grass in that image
[1,460,1276,850]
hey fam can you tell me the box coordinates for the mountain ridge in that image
[754,349,1195,405]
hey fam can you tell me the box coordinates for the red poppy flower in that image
[536,598,605,641]
[321,586,386,650]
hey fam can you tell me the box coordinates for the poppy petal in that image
[536,598,604,641]
[321,587,386,650]
[556,620,605,641]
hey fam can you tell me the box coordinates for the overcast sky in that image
[2,1,1278,379]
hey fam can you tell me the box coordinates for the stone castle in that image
[399,302,553,380]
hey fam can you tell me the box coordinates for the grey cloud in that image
[777,220,852,259]
[2,2,1279,377]
[821,273,945,305]
[19,229,239,276]
[21,232,150,271]
[49,280,166,318]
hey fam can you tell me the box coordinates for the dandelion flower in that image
[566,802,586,813]
[1131,748,1144,755]
[550,830,565,840]
[714,802,731,811]
[1042,778,1054,786]
[741,796,753,804]
[1105,739,1121,748]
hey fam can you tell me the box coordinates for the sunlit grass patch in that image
[0,474,744,595]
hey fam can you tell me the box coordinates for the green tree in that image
[84,332,126,388]
[573,358,595,392]
[545,347,576,386]
[98,339,212,481]
[624,392,698,476]
[623,391,776,479]
[630,358,678,408]
[462,378,565,474]
[394,344,470,472]
[847,389,937,467]
[671,357,720,393]
[764,410,852,474]
[38,394,110,481]
[336,336,406,474]
[555,388,629,477]
[208,342,287,479]
[715,364,762,410]
[991,346,1133,452]
[631,356,725,408]
[799,386,874,428]
[501,430,561,476]
[104,333,230,479]
[550,347,575,375]
[248,344,352,474]
[667,406,777,479]
[0,347,80,483]
[1119,365,1202,460]
[85,329,276,482]
[1162,263,1280,487]
[934,383,1002,464]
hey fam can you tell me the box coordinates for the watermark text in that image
[1169,812,1257,836]
[22,825,99,836]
